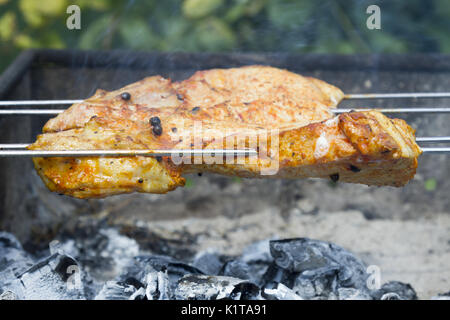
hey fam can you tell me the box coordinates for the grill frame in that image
[3,49,450,100]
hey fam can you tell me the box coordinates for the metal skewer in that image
[0,140,448,155]
[0,147,446,155]
[415,137,450,143]
[0,100,82,106]
[2,136,449,150]
[421,147,450,154]
[0,109,63,115]
[332,107,450,114]
[0,92,449,107]
[1,107,450,115]
[345,92,450,99]
[0,148,258,158]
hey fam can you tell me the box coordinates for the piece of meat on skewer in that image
[29,66,422,199]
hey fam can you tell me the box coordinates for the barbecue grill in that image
[0,49,449,299]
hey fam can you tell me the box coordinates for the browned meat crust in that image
[29,66,421,198]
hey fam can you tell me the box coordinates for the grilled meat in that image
[29,66,421,198]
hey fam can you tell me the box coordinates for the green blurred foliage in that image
[1,0,450,72]
[424,178,437,192]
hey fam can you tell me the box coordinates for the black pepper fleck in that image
[121,92,131,100]
[176,93,184,101]
[349,165,361,172]
[150,116,161,126]
[138,178,143,183]
[171,127,177,133]
[191,106,200,113]
[330,173,339,182]
[198,172,203,177]
[152,125,162,136]
[156,156,162,162]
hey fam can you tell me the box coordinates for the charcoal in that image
[241,240,272,264]
[337,288,372,300]
[98,262,171,299]
[17,253,85,300]
[135,255,204,275]
[0,231,23,250]
[431,291,450,300]
[292,271,335,299]
[57,227,139,282]
[95,281,137,300]
[192,251,223,275]
[140,255,203,281]
[123,277,145,289]
[0,227,432,300]
[0,234,32,299]
[116,257,155,285]
[261,263,298,289]
[262,282,302,300]
[0,290,18,300]
[371,281,418,300]
[269,238,369,299]
[118,254,203,294]
[0,232,34,277]
[380,293,402,300]
[174,275,260,300]
[129,287,147,300]
[145,270,171,300]
[220,260,252,280]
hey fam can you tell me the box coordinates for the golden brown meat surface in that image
[29,66,421,198]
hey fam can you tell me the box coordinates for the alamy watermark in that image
[49,240,82,290]
[366,5,381,30]
[366,264,382,290]
[167,120,280,175]
[66,5,81,30]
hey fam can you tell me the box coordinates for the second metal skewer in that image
[1,107,450,115]
[0,148,258,158]
[1,92,450,107]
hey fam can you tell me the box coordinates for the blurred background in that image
[1,0,450,73]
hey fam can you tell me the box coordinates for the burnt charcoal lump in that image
[95,281,138,300]
[269,238,370,299]
[431,291,450,300]
[237,240,274,285]
[371,281,418,300]
[129,255,204,290]
[336,288,372,300]
[220,260,252,281]
[0,232,34,277]
[18,253,85,300]
[145,270,171,300]
[174,275,260,300]
[262,282,303,300]
[192,251,223,275]
[1,233,85,300]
